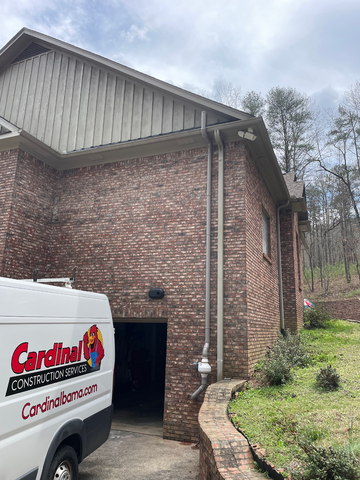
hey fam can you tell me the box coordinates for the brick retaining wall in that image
[198,379,265,480]
[318,298,360,321]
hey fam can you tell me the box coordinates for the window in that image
[296,232,302,289]
[262,209,270,258]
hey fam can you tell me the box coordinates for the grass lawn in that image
[228,320,360,478]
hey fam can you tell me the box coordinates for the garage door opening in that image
[112,319,167,434]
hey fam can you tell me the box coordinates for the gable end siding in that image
[0,49,230,153]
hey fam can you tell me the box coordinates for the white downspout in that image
[277,200,290,335]
[214,130,224,382]
[190,111,212,400]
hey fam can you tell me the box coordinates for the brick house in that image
[0,29,309,442]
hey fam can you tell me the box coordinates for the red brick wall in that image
[318,298,360,321]
[48,148,214,441]
[280,210,304,331]
[0,149,18,273]
[220,142,248,379]
[244,149,281,371]
[0,149,57,279]
[0,144,302,441]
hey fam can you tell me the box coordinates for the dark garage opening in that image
[112,320,167,432]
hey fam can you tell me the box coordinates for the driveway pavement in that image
[78,403,199,480]
[79,429,199,480]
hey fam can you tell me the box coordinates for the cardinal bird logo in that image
[83,325,105,369]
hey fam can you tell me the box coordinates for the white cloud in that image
[123,25,150,43]
[1,0,360,111]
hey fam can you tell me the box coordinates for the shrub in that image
[262,345,293,386]
[296,441,360,480]
[281,330,311,368]
[316,364,341,390]
[260,331,310,385]
[304,306,332,329]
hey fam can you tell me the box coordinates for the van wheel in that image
[47,445,78,480]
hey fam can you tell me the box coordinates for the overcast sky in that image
[1,0,359,111]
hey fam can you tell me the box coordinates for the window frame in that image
[262,207,271,261]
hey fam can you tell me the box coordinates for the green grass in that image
[304,262,360,282]
[346,288,360,299]
[228,321,360,477]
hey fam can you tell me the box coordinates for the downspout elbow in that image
[202,342,210,359]
[191,374,209,400]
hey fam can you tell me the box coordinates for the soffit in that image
[0,116,290,204]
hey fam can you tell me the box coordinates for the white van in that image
[0,277,115,480]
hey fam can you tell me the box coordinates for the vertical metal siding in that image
[93,69,107,147]
[52,55,69,150]
[75,63,91,150]
[112,76,125,144]
[102,73,116,145]
[173,102,184,131]
[67,60,83,152]
[31,55,47,137]
[0,49,229,152]
[16,60,32,128]
[44,52,62,146]
[11,61,25,123]
[59,57,77,152]
[151,91,163,136]
[122,81,134,141]
[162,97,173,134]
[131,83,144,140]
[1,64,13,119]
[141,90,153,138]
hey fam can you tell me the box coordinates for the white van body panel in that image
[0,277,115,480]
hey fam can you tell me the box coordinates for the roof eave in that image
[0,117,289,204]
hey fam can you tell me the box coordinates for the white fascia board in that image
[300,231,309,250]
[299,220,311,233]
[0,116,290,204]
[0,116,21,133]
[291,198,307,213]
[0,131,22,150]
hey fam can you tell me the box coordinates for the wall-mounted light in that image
[149,288,165,299]
[238,127,257,141]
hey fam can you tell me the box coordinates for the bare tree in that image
[317,105,360,232]
[266,87,317,178]
[212,81,242,109]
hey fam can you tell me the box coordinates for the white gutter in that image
[214,130,224,382]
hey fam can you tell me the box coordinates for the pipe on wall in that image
[214,130,224,382]
[190,111,212,400]
[276,200,290,336]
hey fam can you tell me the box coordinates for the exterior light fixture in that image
[237,128,257,141]
[149,288,165,299]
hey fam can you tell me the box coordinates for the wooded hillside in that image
[205,82,360,297]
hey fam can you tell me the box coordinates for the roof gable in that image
[11,42,52,64]
[0,29,251,153]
